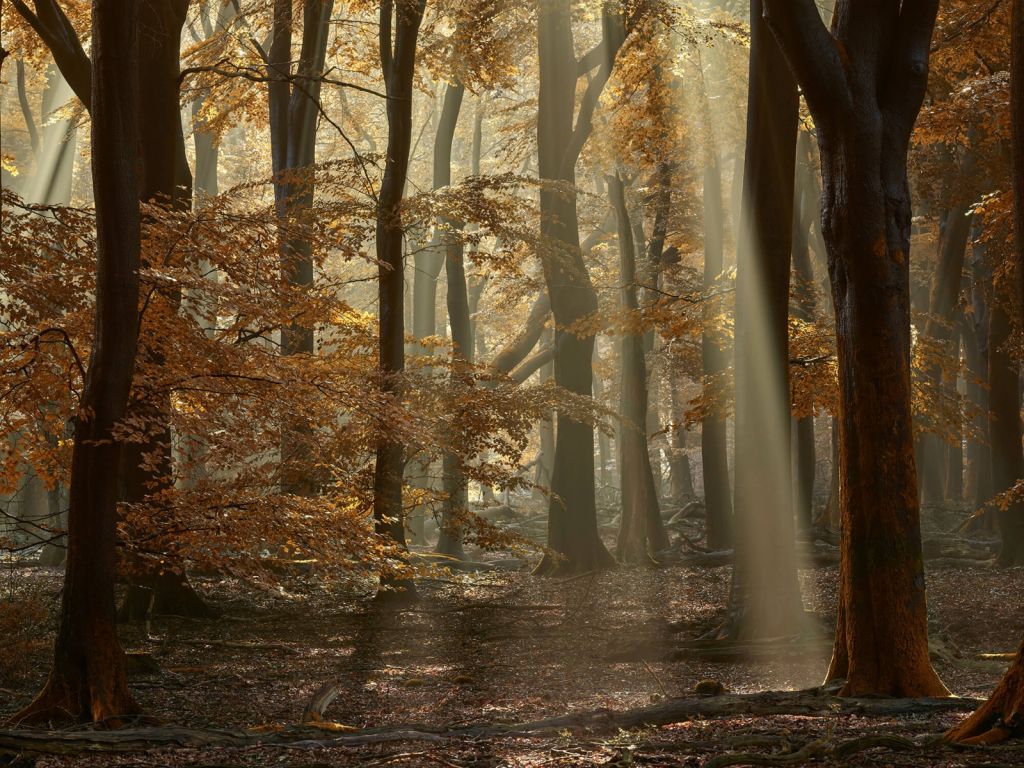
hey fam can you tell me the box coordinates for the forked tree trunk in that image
[765,0,949,696]
[13,0,143,725]
[609,174,668,564]
[722,0,803,641]
[373,0,427,601]
[533,0,623,574]
[270,0,335,497]
[947,637,1024,745]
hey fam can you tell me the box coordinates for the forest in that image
[0,0,1022,766]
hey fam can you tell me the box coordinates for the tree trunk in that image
[533,0,622,574]
[989,0,1024,567]
[436,82,468,559]
[764,0,949,696]
[964,236,994,512]
[920,203,973,506]
[269,0,334,497]
[13,0,143,724]
[947,636,1024,745]
[792,131,819,532]
[989,288,1024,566]
[700,154,733,551]
[373,0,427,601]
[722,0,803,640]
[609,174,668,564]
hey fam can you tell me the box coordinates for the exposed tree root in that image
[947,639,1024,745]
[0,689,984,756]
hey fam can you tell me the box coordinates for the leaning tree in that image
[762,0,949,696]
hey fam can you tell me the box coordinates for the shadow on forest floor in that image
[1,526,1022,766]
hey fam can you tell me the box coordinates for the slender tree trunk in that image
[609,174,668,564]
[700,155,733,550]
[13,0,142,724]
[722,0,803,640]
[920,203,974,506]
[965,236,994,512]
[436,82,468,559]
[791,131,818,532]
[373,0,427,600]
[764,0,949,696]
[945,328,965,502]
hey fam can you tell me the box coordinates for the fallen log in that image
[0,690,985,756]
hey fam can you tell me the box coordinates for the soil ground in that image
[1,517,1023,767]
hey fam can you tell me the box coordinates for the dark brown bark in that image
[533,0,624,574]
[12,0,143,724]
[700,154,733,551]
[373,0,427,601]
[764,0,948,696]
[990,0,1024,567]
[946,636,1024,744]
[722,0,803,640]
[270,0,335,496]
[608,174,668,564]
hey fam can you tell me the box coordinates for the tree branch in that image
[761,0,851,129]
[10,0,92,111]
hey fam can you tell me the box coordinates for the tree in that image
[269,0,336,497]
[374,0,428,600]
[987,0,1024,567]
[12,0,143,725]
[763,0,949,696]
[720,0,804,641]
[608,173,669,564]
[534,0,629,575]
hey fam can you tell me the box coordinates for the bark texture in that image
[13,0,143,724]
[373,0,427,600]
[764,0,949,696]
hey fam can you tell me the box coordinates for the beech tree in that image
[763,0,949,696]
[373,0,427,600]
[12,0,143,724]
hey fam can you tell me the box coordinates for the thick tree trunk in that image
[700,155,733,551]
[13,0,143,724]
[373,0,427,601]
[609,175,668,564]
[722,0,803,640]
[764,0,948,697]
[990,0,1024,567]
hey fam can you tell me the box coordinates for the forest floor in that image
[1,505,1023,767]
